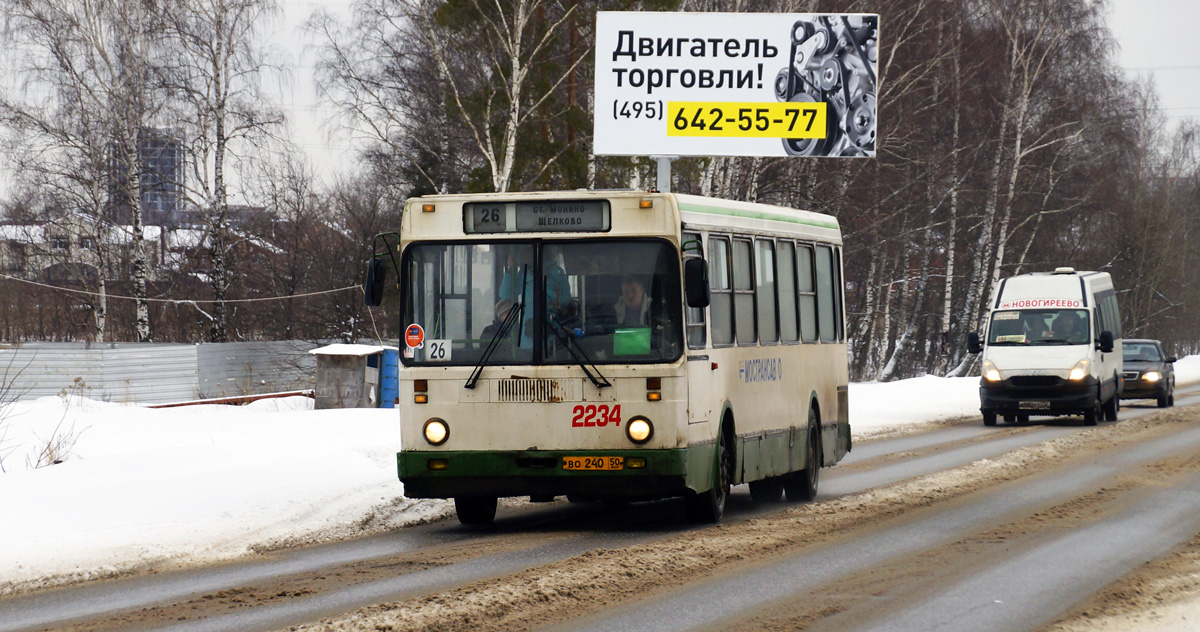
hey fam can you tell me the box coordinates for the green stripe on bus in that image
[678,202,839,230]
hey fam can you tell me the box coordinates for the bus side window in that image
[816,245,836,343]
[834,246,845,342]
[684,232,707,349]
[708,236,734,346]
[755,239,779,344]
[732,238,757,345]
[777,241,799,343]
[798,244,817,342]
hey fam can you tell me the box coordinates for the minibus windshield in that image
[988,309,1090,346]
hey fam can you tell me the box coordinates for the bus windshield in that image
[987,309,1091,346]
[402,239,683,366]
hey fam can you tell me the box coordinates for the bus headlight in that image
[1143,371,1162,382]
[982,360,1001,382]
[1069,359,1091,381]
[627,417,653,444]
[423,418,449,446]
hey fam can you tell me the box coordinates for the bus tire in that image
[685,429,730,523]
[749,477,784,503]
[454,497,498,525]
[785,411,821,502]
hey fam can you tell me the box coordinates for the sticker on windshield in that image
[994,312,1019,321]
[996,334,1026,343]
[405,324,425,349]
[426,340,451,362]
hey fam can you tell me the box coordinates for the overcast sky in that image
[3,1,1199,202]
[1107,0,1200,126]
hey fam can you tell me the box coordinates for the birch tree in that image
[162,0,284,342]
[1,0,163,342]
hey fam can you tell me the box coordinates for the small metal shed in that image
[309,344,398,409]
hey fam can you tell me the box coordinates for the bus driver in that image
[614,277,652,326]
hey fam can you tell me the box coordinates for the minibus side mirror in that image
[1097,330,1114,353]
[363,258,387,307]
[967,332,982,354]
[1167,356,1178,363]
[684,258,710,308]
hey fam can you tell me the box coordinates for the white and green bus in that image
[364,190,850,525]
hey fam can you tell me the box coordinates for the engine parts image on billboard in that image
[594,12,879,159]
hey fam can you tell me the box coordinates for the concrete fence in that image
[0,341,319,404]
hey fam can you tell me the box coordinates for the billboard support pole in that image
[652,155,678,193]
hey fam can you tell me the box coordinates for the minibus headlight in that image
[1069,359,1091,381]
[1143,371,1162,382]
[423,418,449,446]
[627,417,653,444]
[982,360,1001,382]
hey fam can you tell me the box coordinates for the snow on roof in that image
[309,343,399,356]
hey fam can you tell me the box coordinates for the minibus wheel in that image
[1104,393,1119,421]
[983,410,997,427]
[1083,400,1099,426]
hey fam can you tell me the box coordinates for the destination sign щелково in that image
[463,200,611,234]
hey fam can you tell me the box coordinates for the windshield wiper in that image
[465,264,528,389]
[545,314,611,388]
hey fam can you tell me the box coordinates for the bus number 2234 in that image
[571,404,622,427]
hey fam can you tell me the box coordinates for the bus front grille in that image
[496,378,564,403]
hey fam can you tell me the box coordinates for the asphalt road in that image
[4,386,1200,632]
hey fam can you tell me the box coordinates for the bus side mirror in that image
[684,258,710,308]
[967,332,982,354]
[1097,330,1114,353]
[364,258,387,307]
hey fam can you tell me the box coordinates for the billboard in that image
[593,12,879,158]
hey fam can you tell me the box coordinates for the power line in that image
[0,273,361,304]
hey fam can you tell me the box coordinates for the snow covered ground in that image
[2,357,1199,593]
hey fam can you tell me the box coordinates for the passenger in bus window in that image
[1025,316,1050,342]
[614,277,652,326]
[498,245,572,347]
[1052,312,1087,344]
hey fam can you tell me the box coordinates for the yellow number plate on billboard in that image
[667,102,827,138]
[563,456,624,471]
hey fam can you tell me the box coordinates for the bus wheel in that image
[785,413,821,502]
[685,430,730,523]
[749,477,784,503]
[454,497,498,525]
[983,410,997,427]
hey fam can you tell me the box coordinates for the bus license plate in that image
[1019,401,1050,410]
[563,456,624,471]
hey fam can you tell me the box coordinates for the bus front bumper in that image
[398,448,697,500]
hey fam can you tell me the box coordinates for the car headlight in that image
[1143,371,1162,382]
[982,360,1001,382]
[626,416,653,444]
[423,418,449,445]
[1069,359,1090,381]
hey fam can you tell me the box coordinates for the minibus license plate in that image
[1019,401,1050,410]
[563,456,624,471]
